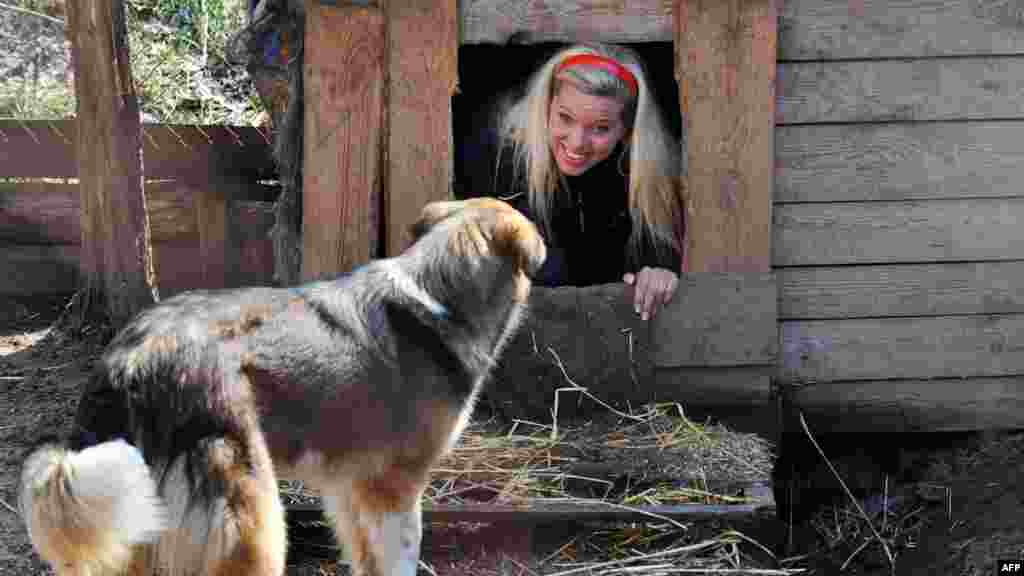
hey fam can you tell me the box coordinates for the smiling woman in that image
[456,42,686,322]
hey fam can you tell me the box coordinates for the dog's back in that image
[19,198,546,576]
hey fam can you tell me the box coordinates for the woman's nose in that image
[567,127,586,151]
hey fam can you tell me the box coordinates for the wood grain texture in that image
[67,0,157,322]
[0,202,277,297]
[777,57,1024,124]
[779,262,1024,320]
[385,0,457,257]
[459,0,673,45]
[675,0,777,273]
[0,181,281,244]
[792,376,1024,433]
[649,273,777,367]
[775,122,1024,203]
[780,314,1024,384]
[302,2,385,280]
[484,283,773,423]
[779,0,1024,61]
[0,120,275,181]
[773,198,1024,267]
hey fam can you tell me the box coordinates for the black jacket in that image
[456,130,681,288]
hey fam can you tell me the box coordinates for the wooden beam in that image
[793,377,1024,433]
[483,283,774,428]
[649,272,776,367]
[779,0,1024,61]
[67,0,157,325]
[774,199,1024,267]
[776,122,1024,204]
[459,0,673,45]
[301,0,385,281]
[779,262,1024,321]
[780,315,1024,385]
[777,58,1024,125]
[674,0,777,273]
[385,0,457,256]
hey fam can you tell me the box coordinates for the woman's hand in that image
[623,267,679,321]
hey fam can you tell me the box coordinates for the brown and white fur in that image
[19,198,546,576]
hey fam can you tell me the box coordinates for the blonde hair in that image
[496,42,684,257]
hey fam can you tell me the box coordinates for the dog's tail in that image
[19,439,167,572]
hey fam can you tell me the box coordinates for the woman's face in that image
[547,80,627,177]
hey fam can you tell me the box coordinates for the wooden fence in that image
[0,120,279,297]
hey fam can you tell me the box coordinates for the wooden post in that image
[384,0,458,256]
[674,0,777,273]
[301,0,386,281]
[67,0,158,326]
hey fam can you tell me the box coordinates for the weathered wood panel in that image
[775,122,1024,204]
[675,0,777,273]
[780,315,1024,384]
[0,120,274,181]
[779,0,1024,61]
[68,0,157,323]
[773,199,1024,267]
[779,262,1024,320]
[793,376,1024,433]
[650,273,777,367]
[302,2,385,280]
[385,0,457,257]
[1,202,277,296]
[777,58,1024,124]
[485,283,774,428]
[0,181,282,244]
[458,0,1024,54]
[459,0,673,45]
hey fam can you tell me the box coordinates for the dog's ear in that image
[493,204,547,277]
[409,200,464,243]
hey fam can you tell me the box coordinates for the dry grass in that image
[279,401,774,509]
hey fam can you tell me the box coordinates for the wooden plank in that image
[773,199,1024,267]
[780,315,1024,384]
[0,120,275,180]
[778,58,1024,125]
[385,0,457,257]
[67,0,157,324]
[0,181,251,244]
[675,0,777,273]
[779,0,1024,61]
[0,245,80,295]
[792,377,1024,433]
[779,262,1024,320]
[650,273,777,367]
[484,283,774,424]
[0,203,277,297]
[775,122,1024,204]
[302,1,385,281]
[195,185,228,289]
[459,0,673,45]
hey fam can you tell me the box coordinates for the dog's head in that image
[410,198,547,279]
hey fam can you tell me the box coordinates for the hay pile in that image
[423,402,773,507]
[280,402,774,509]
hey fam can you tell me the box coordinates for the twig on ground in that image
[798,411,895,574]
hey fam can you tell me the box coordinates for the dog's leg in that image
[158,431,287,576]
[321,471,426,576]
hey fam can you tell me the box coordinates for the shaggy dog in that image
[19,198,546,576]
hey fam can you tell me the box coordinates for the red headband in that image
[555,53,639,97]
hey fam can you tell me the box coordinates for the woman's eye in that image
[592,125,609,134]
[559,113,572,124]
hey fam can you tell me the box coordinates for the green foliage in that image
[2,0,263,126]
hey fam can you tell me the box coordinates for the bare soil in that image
[3,293,1024,575]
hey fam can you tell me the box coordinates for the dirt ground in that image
[3,293,1024,575]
